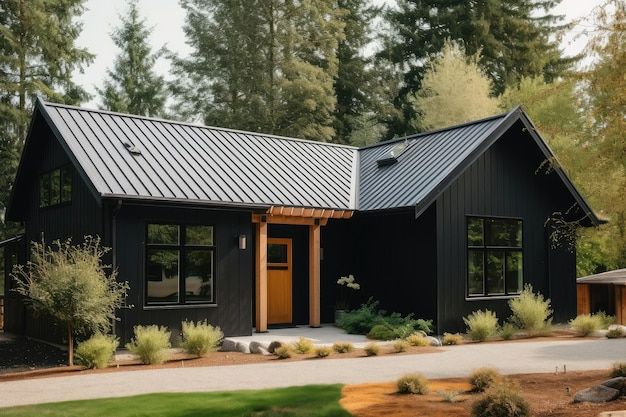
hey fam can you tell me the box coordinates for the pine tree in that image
[171,0,344,142]
[98,0,166,116]
[0,0,92,237]
[378,0,570,138]
[411,41,500,130]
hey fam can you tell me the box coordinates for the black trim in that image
[38,165,73,209]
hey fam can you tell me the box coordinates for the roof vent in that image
[123,141,142,155]
[376,140,409,167]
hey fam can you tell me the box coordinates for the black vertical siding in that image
[436,121,578,332]
[114,204,253,344]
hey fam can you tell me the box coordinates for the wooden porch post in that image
[255,220,268,332]
[576,284,590,316]
[309,222,321,327]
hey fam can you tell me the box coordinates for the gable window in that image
[145,223,215,306]
[467,217,523,297]
[39,166,72,207]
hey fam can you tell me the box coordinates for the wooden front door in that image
[267,238,293,324]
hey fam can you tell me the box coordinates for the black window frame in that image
[144,222,216,307]
[466,215,524,298]
[39,165,72,208]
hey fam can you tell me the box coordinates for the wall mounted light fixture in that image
[238,234,247,250]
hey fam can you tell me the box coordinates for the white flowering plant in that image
[336,274,360,310]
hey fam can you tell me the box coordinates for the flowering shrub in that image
[336,274,360,310]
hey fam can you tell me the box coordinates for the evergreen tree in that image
[98,0,166,116]
[378,0,570,138]
[171,0,344,142]
[0,0,92,237]
[411,41,500,130]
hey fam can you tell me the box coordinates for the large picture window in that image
[39,166,72,207]
[467,217,523,297]
[146,223,215,305]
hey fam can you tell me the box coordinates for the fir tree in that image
[98,0,166,116]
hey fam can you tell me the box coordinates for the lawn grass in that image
[0,384,351,417]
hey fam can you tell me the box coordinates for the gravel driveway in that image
[1,337,625,408]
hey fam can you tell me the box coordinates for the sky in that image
[74,0,604,108]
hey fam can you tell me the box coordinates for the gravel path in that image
[1,337,624,408]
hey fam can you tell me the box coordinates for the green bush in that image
[611,362,626,377]
[314,346,332,358]
[126,325,171,365]
[367,324,396,340]
[469,367,501,392]
[75,333,118,369]
[364,342,380,356]
[595,311,616,329]
[499,323,517,341]
[508,285,552,334]
[332,342,354,353]
[607,327,624,338]
[442,332,463,345]
[471,384,530,417]
[464,310,498,342]
[392,339,410,353]
[406,332,430,347]
[570,314,602,336]
[181,320,223,356]
[337,298,432,337]
[291,337,314,354]
[274,345,291,359]
[397,373,429,394]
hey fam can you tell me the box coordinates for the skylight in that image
[376,140,409,167]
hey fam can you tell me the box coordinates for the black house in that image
[3,98,602,343]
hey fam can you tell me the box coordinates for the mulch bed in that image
[0,334,66,374]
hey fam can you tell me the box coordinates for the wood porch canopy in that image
[252,206,353,332]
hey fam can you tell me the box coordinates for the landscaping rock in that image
[249,341,270,355]
[427,336,442,347]
[221,339,250,354]
[602,377,626,395]
[267,341,282,353]
[574,385,620,403]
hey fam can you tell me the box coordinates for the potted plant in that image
[335,274,360,324]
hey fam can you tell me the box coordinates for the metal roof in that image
[577,269,626,285]
[39,100,358,210]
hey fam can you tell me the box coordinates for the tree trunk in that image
[67,322,74,366]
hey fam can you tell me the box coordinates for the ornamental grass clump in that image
[126,325,171,365]
[181,320,223,356]
[607,327,624,338]
[499,323,517,341]
[471,384,530,417]
[464,310,498,342]
[291,337,314,354]
[314,346,332,358]
[469,367,502,392]
[75,333,119,369]
[611,362,626,378]
[397,373,429,394]
[406,332,429,347]
[508,285,552,335]
[332,342,354,353]
[274,345,291,359]
[364,342,380,356]
[570,314,603,336]
[392,339,410,353]
[442,332,463,345]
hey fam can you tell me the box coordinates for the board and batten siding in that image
[436,121,577,333]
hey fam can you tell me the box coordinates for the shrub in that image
[274,345,291,359]
[469,367,501,392]
[595,311,616,329]
[364,342,380,356]
[337,298,433,337]
[314,346,332,358]
[464,310,498,341]
[332,342,354,353]
[499,323,517,341]
[406,332,430,347]
[611,362,626,378]
[607,327,624,338]
[392,339,410,353]
[126,325,171,365]
[181,320,223,356]
[437,390,461,403]
[291,337,314,354]
[570,314,602,336]
[442,332,463,345]
[508,285,552,334]
[397,373,429,394]
[367,324,397,340]
[75,333,118,369]
[471,384,530,417]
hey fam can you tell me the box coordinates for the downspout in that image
[111,199,122,337]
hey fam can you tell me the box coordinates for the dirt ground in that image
[0,344,441,382]
[0,335,66,374]
[341,370,626,417]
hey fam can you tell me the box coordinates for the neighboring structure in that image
[3,98,602,342]
[577,269,626,324]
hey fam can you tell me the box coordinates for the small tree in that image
[12,236,128,366]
